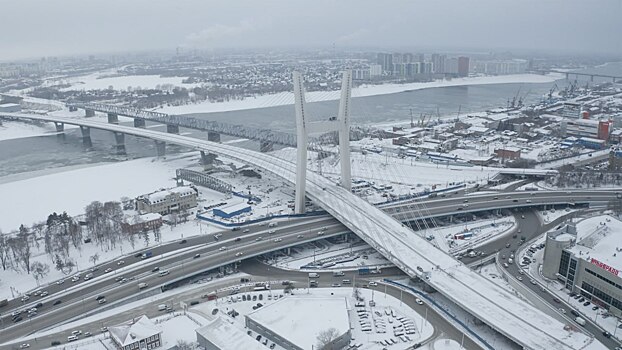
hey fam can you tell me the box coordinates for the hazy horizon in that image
[1,0,621,61]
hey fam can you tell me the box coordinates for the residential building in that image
[109,315,162,350]
[431,53,446,74]
[494,147,521,160]
[121,213,163,234]
[458,56,470,77]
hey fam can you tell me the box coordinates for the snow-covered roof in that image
[196,317,265,350]
[125,213,162,225]
[246,296,350,350]
[109,315,161,346]
[468,126,490,133]
[144,186,195,203]
[569,215,622,275]
[218,201,251,215]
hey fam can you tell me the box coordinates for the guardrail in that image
[383,279,494,350]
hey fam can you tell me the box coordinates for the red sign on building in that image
[590,258,619,276]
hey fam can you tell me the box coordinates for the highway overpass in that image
[1,112,615,350]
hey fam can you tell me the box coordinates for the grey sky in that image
[1,0,621,60]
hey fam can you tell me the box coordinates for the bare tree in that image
[89,253,100,266]
[316,328,340,350]
[175,340,195,350]
[153,226,161,243]
[31,261,50,286]
[0,230,12,270]
[10,225,32,274]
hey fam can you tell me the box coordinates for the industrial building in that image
[109,315,162,350]
[542,218,622,317]
[609,146,622,171]
[245,296,351,350]
[212,201,252,219]
[561,118,611,140]
[136,186,198,215]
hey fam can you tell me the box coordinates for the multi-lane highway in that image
[1,189,619,348]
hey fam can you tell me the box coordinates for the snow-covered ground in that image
[0,119,59,141]
[55,72,203,92]
[538,208,577,224]
[150,73,562,115]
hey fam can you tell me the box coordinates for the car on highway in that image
[415,298,424,305]
[505,243,511,248]
[13,316,23,323]
[530,279,536,285]
[117,260,125,266]
[152,267,160,272]
[558,308,566,314]
[516,276,523,281]
[56,279,65,285]
[20,296,29,302]
[19,344,30,349]
[53,299,62,306]
[40,291,48,297]
[268,230,276,234]
[179,239,187,244]
[159,270,170,277]
[98,298,107,305]
[502,263,509,268]
[243,228,250,233]
[553,298,560,303]
[235,237,242,242]
[273,238,282,242]
[236,252,244,257]
[71,330,82,336]
[84,332,92,337]
[317,230,326,235]
[104,268,113,273]
[255,237,263,241]
[96,295,105,301]
[521,214,525,219]
[331,283,341,287]
[194,254,201,259]
[602,331,611,338]
[219,246,227,251]
[368,281,378,287]
[297,234,304,238]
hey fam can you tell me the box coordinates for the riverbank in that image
[155,73,563,115]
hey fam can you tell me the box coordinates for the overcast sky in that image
[1,0,621,60]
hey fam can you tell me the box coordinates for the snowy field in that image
[149,73,562,115]
[56,72,203,92]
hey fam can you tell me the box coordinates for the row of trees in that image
[1,200,163,287]
[546,169,622,188]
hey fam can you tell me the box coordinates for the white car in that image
[516,276,523,281]
[20,296,29,302]
[71,276,80,282]
[368,281,378,287]
[56,279,65,285]
[235,252,244,257]
[273,238,282,242]
[219,246,227,251]
[117,260,125,266]
[19,344,30,349]
[104,268,113,273]
[39,291,48,297]
[415,298,424,305]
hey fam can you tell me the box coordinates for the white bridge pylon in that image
[293,70,353,214]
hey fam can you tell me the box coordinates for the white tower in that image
[293,70,353,214]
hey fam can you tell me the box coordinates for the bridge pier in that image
[85,109,95,118]
[80,126,92,147]
[107,113,119,124]
[260,141,273,153]
[166,124,179,134]
[134,118,146,128]
[54,122,64,132]
[113,132,126,155]
[207,131,221,143]
[69,106,78,112]
[200,151,217,165]
[155,141,166,157]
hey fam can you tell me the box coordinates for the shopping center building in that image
[542,215,622,317]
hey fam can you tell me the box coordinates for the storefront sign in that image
[590,258,619,276]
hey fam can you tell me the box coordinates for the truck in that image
[157,304,167,311]
[308,272,319,278]
[142,251,153,259]
[575,317,586,326]
[138,282,148,289]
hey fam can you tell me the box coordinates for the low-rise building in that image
[137,186,198,215]
[245,296,351,350]
[494,147,521,160]
[122,213,163,234]
[109,315,162,350]
[196,317,265,350]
